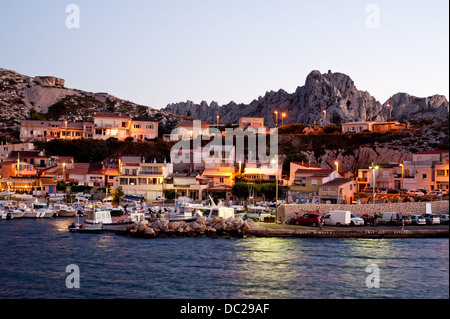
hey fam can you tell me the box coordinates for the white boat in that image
[2,203,25,218]
[48,193,65,202]
[247,206,273,221]
[32,202,55,218]
[52,203,76,217]
[23,209,45,218]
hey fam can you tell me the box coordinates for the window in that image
[120,178,128,185]
[437,170,445,176]
[122,122,127,128]
[95,129,102,135]
[311,179,318,186]
[133,124,141,129]
[146,124,153,129]
[219,177,224,183]
[422,174,427,180]
[322,187,328,191]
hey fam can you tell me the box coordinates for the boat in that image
[68,221,104,233]
[52,203,76,217]
[32,202,55,218]
[23,208,45,218]
[121,194,146,203]
[231,205,247,219]
[48,193,65,202]
[2,203,25,218]
[247,206,273,221]
[85,209,113,225]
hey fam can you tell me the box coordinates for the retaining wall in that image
[278,200,449,224]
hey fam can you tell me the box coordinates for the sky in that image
[0,0,448,109]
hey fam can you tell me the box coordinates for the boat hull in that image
[57,211,76,217]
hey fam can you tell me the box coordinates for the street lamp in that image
[271,155,279,222]
[322,110,327,126]
[399,163,404,193]
[369,163,379,203]
[281,112,286,126]
[387,98,392,131]
[274,111,278,127]
[334,161,339,174]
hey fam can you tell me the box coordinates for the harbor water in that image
[0,218,448,299]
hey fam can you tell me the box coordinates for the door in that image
[48,186,54,194]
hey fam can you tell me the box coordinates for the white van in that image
[378,212,402,226]
[323,210,351,227]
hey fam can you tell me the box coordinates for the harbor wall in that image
[278,200,449,224]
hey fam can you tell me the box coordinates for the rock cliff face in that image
[164,70,449,126]
[0,68,180,136]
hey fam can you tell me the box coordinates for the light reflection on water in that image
[0,219,448,299]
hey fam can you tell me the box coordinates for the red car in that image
[294,213,324,227]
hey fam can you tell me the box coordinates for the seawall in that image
[278,200,449,224]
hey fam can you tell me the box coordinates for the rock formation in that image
[164,70,449,126]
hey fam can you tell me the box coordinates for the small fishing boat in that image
[68,222,104,233]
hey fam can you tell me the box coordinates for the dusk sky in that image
[1,0,448,109]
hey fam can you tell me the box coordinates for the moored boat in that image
[52,204,76,217]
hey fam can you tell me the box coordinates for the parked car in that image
[387,189,400,194]
[293,212,324,227]
[378,212,403,226]
[402,215,413,225]
[361,214,379,226]
[439,214,449,225]
[410,215,426,225]
[378,188,388,194]
[350,214,364,226]
[422,213,440,225]
[427,190,444,197]
[406,189,425,196]
[418,189,428,195]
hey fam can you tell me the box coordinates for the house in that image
[130,117,158,141]
[397,150,450,192]
[20,113,159,142]
[20,120,93,142]
[289,161,321,185]
[0,160,37,179]
[290,169,339,202]
[93,112,132,140]
[7,150,54,171]
[242,160,283,184]
[164,173,209,201]
[165,120,211,141]
[0,142,35,162]
[319,178,357,204]
[113,156,173,200]
[239,117,265,130]
[357,166,395,192]
[341,121,407,133]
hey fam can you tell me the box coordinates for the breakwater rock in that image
[118,217,257,239]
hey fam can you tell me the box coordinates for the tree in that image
[164,189,176,200]
[259,183,284,201]
[56,180,67,191]
[111,186,124,204]
[232,182,253,199]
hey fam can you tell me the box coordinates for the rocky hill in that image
[163,70,449,126]
[0,68,182,138]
